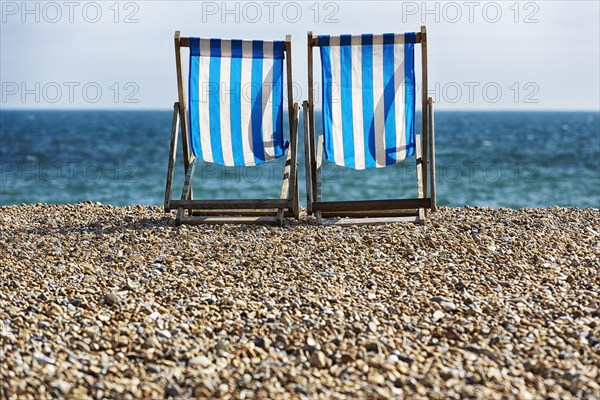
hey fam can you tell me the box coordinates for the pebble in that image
[309,351,328,369]
[0,204,598,399]
[367,371,385,385]
[33,352,55,365]
[143,336,160,349]
[103,292,121,307]
[432,310,446,322]
[125,278,139,290]
[254,336,267,348]
[189,356,211,368]
[365,342,379,352]
[46,304,62,317]
[157,329,172,339]
[146,364,160,373]
[431,295,453,303]
[305,336,317,349]
[51,380,72,395]
[148,311,161,321]
[441,301,456,311]
[165,385,181,398]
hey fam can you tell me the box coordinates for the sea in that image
[1,110,599,209]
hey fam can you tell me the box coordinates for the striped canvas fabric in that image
[188,38,287,167]
[319,33,416,169]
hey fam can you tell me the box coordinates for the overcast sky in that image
[1,0,599,110]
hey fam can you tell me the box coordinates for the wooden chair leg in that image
[165,102,180,213]
[428,97,437,211]
[315,135,324,224]
[415,134,426,224]
[275,102,300,223]
[280,153,292,200]
[293,175,300,220]
[290,103,300,220]
[177,158,196,224]
[302,101,313,215]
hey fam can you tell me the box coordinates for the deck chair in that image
[303,26,436,225]
[165,32,299,225]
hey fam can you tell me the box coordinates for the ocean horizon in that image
[1,109,599,209]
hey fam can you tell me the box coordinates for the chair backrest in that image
[187,38,288,167]
[316,33,417,170]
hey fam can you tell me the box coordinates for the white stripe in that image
[350,39,365,170]
[393,43,406,162]
[219,41,234,166]
[240,41,255,166]
[199,39,213,162]
[372,44,386,168]
[261,42,275,160]
[329,37,345,167]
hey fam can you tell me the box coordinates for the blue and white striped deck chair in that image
[165,32,299,225]
[304,26,436,225]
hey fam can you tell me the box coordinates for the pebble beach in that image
[1,204,598,399]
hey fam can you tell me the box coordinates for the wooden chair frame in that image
[303,26,436,225]
[165,32,300,225]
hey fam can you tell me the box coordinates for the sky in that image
[1,0,599,110]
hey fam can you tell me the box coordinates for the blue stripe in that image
[210,38,221,57]
[320,44,334,164]
[208,39,224,165]
[190,37,200,56]
[340,34,354,168]
[251,41,265,164]
[231,39,243,58]
[361,34,376,169]
[252,40,264,58]
[383,33,396,166]
[229,40,244,166]
[188,41,202,160]
[404,33,416,157]
[272,57,284,158]
[273,41,285,59]
[405,32,417,44]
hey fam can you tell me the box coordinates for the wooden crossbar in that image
[309,32,423,46]
[322,215,421,226]
[179,216,282,225]
[178,37,287,49]
[191,209,294,217]
[170,199,289,210]
[321,209,419,218]
[313,199,431,212]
